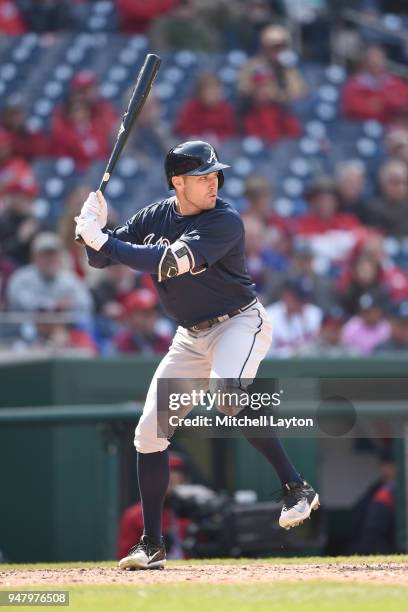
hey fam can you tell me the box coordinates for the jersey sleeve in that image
[86,207,147,268]
[179,211,244,267]
[110,208,146,244]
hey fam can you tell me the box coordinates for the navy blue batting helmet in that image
[165,140,230,189]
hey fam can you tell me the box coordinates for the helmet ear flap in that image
[218,171,224,189]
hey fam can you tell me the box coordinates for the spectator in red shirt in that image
[342,44,408,124]
[175,72,237,142]
[51,72,118,168]
[0,94,50,159]
[51,95,110,170]
[0,129,38,199]
[0,0,26,34]
[242,72,301,143]
[117,452,191,560]
[116,0,176,34]
[295,176,362,263]
[113,289,171,355]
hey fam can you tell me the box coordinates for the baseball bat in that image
[75,52,161,243]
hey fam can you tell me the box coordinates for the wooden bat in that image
[75,53,161,243]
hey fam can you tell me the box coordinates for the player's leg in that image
[119,328,211,570]
[209,300,320,529]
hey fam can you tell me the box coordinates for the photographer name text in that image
[168,415,314,429]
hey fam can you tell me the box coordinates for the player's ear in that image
[172,176,183,190]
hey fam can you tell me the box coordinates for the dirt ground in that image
[1,562,408,586]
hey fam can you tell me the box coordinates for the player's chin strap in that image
[158,240,195,282]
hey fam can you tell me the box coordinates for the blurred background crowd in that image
[1,0,408,357]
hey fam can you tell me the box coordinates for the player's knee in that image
[210,378,249,417]
[134,433,169,453]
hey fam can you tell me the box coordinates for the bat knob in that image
[75,235,85,245]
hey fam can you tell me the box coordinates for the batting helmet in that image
[165,140,230,189]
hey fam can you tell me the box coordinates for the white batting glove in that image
[79,191,108,228]
[75,217,109,251]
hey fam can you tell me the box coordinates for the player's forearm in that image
[86,245,112,268]
[99,236,164,273]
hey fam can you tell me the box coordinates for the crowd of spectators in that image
[1,3,408,357]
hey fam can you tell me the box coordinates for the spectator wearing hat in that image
[112,289,171,355]
[238,24,307,105]
[0,0,26,34]
[0,94,50,160]
[6,232,93,321]
[295,176,362,263]
[0,179,41,266]
[266,279,323,355]
[175,72,237,143]
[376,301,408,352]
[0,128,37,197]
[342,45,408,124]
[116,0,176,34]
[117,452,191,560]
[340,290,391,354]
[366,159,408,238]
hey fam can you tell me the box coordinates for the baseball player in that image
[75,140,320,570]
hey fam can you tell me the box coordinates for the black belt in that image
[187,299,257,333]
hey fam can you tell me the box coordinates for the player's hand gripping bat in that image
[75,53,161,243]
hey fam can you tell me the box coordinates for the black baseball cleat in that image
[279,480,320,530]
[118,535,166,570]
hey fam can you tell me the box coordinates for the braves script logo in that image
[143,233,170,248]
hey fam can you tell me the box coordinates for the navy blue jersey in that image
[90,196,256,327]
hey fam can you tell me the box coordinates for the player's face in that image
[176,172,219,214]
